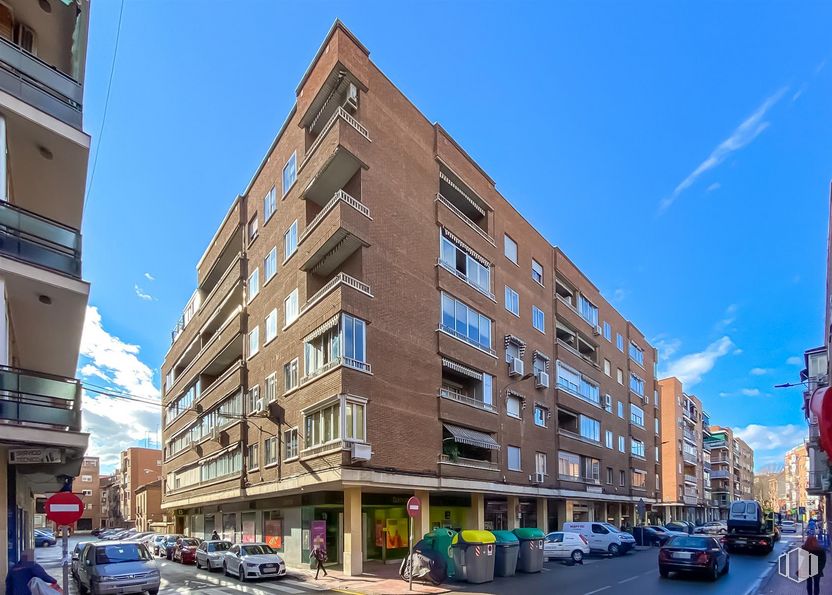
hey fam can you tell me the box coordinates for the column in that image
[507,496,520,530]
[343,487,363,576]
[0,449,7,581]
[415,490,430,540]
[600,502,608,524]
[536,498,548,532]
[470,493,484,530]
[555,500,567,529]
[566,500,575,522]
[611,502,621,527]
[587,503,595,522]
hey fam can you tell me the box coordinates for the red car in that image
[173,538,201,564]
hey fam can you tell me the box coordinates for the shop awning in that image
[441,358,483,380]
[443,423,500,450]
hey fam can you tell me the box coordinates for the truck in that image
[723,500,777,554]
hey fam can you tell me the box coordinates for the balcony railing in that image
[438,454,499,471]
[682,451,697,464]
[0,36,83,127]
[0,366,81,430]
[302,106,370,170]
[435,193,495,246]
[684,474,697,484]
[0,201,81,278]
[438,324,496,356]
[683,429,697,443]
[299,190,371,245]
[439,388,496,413]
[300,273,372,317]
[299,357,372,386]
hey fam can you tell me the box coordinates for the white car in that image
[543,531,590,563]
[196,540,232,571]
[780,520,797,533]
[223,543,287,581]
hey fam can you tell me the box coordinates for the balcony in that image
[808,470,830,495]
[0,200,81,277]
[0,365,81,431]
[438,454,499,471]
[298,190,371,276]
[435,193,494,250]
[682,451,697,464]
[683,428,697,444]
[300,272,372,318]
[683,495,698,505]
[684,474,697,485]
[439,387,495,412]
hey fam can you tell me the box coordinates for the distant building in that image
[118,447,162,528]
[100,474,122,529]
[706,426,754,518]
[77,457,101,530]
[784,444,819,519]
[135,480,163,532]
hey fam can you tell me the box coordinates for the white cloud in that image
[612,288,628,303]
[144,272,155,282]
[661,336,734,386]
[786,356,803,366]
[733,423,806,453]
[816,59,827,75]
[740,388,761,396]
[134,284,155,301]
[707,182,721,192]
[733,348,744,355]
[750,367,769,376]
[652,335,682,362]
[792,84,807,102]
[79,364,111,382]
[659,87,788,212]
[714,304,738,332]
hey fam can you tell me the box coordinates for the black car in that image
[163,535,185,560]
[659,535,730,580]
[665,520,694,534]
[631,526,665,546]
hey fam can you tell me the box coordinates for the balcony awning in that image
[439,171,485,217]
[443,423,499,450]
[441,228,490,267]
[504,335,527,357]
[304,314,340,343]
[441,358,482,381]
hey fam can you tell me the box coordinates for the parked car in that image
[665,521,694,534]
[562,522,636,556]
[150,535,167,556]
[659,535,730,580]
[780,520,797,533]
[694,521,728,535]
[196,540,232,571]
[648,525,689,540]
[162,534,185,560]
[173,538,201,564]
[90,528,104,537]
[75,541,160,595]
[222,543,287,581]
[70,541,94,580]
[34,530,56,547]
[631,526,665,546]
[543,531,590,563]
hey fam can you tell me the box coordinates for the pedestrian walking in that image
[312,544,328,579]
[5,549,61,594]
[801,533,827,595]
[211,530,220,540]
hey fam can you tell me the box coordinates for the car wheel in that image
[195,557,201,569]
[223,562,229,577]
[571,550,583,563]
[148,590,159,595]
[239,568,246,582]
[710,561,719,581]
[722,558,730,575]
[659,566,669,578]
[608,543,620,556]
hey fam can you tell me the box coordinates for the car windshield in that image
[165,536,179,543]
[650,526,667,532]
[668,536,710,549]
[208,542,231,552]
[95,544,152,564]
[181,539,199,546]
[601,523,621,533]
[241,545,275,556]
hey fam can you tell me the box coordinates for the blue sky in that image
[77,1,832,472]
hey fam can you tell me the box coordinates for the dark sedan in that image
[34,530,56,547]
[665,520,694,534]
[173,538,201,564]
[659,535,730,581]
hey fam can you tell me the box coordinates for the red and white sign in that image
[406,496,421,518]
[45,492,84,526]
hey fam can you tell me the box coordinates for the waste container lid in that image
[452,530,497,545]
[512,528,545,540]
[425,528,457,539]
[490,530,519,544]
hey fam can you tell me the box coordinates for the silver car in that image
[75,541,160,595]
[70,541,94,580]
[195,540,232,571]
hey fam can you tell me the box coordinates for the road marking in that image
[618,576,639,584]
[250,582,307,594]
[583,587,611,595]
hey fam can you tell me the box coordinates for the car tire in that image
[659,566,669,578]
[148,590,159,595]
[608,543,620,556]
[571,550,583,563]
[710,561,719,581]
[722,559,730,575]
[223,562,229,577]
[239,568,246,582]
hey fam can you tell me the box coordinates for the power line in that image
[84,0,125,213]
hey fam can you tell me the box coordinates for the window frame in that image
[532,305,545,333]
[248,326,260,359]
[507,445,522,471]
[283,220,298,262]
[531,259,544,286]
[504,234,518,264]
[283,428,299,460]
[505,286,520,316]
[247,268,260,303]
[284,289,299,326]
[264,186,277,222]
[265,309,278,344]
[506,395,522,419]
[284,358,299,392]
[534,404,547,427]
[264,247,277,282]
[282,152,297,197]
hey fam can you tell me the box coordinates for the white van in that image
[561,522,636,555]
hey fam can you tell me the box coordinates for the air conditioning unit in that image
[535,371,549,389]
[508,358,524,377]
[350,442,372,461]
[534,472,545,484]
[593,325,602,336]
[344,83,358,112]
[251,398,264,415]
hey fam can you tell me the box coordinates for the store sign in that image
[8,448,62,464]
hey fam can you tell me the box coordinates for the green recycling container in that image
[512,527,545,573]
[451,530,496,584]
[422,528,457,578]
[490,530,519,576]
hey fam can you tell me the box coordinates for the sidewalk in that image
[755,566,825,595]
[287,561,453,595]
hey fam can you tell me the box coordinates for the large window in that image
[558,451,580,480]
[283,221,298,260]
[303,397,367,451]
[630,404,645,427]
[555,361,599,405]
[264,437,278,466]
[284,289,299,325]
[304,314,368,379]
[265,247,277,281]
[247,444,259,470]
[284,428,298,460]
[265,373,276,403]
[440,293,492,352]
[578,295,598,326]
[505,286,519,316]
[169,448,243,491]
[584,457,600,483]
[580,415,600,442]
[265,309,278,343]
[344,400,366,441]
[165,381,200,424]
[282,153,297,195]
[629,342,644,366]
[532,306,545,332]
[507,446,521,471]
[535,452,547,476]
[631,438,645,458]
[247,269,260,303]
[439,232,491,295]
[629,374,645,397]
[264,187,276,221]
[632,470,647,489]
[504,235,518,264]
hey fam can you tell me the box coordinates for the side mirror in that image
[71,554,79,561]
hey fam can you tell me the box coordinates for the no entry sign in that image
[406,496,421,518]
[45,492,84,526]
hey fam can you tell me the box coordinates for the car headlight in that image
[98,576,119,582]
[245,562,258,567]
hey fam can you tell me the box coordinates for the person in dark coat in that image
[210,530,220,540]
[5,550,59,594]
[802,534,827,595]
[312,543,328,579]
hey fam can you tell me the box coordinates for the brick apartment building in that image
[705,426,754,517]
[100,474,123,529]
[119,447,162,528]
[77,457,101,530]
[160,21,661,575]
[784,443,819,519]
[135,480,165,532]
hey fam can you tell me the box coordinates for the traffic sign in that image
[406,496,421,518]
[45,492,84,526]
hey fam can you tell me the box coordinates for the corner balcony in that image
[0,201,81,278]
[298,191,371,276]
[299,272,373,319]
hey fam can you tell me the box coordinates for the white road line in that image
[583,587,611,595]
[618,576,639,584]
[249,582,307,594]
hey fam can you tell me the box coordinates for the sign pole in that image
[405,496,421,591]
[61,525,69,595]
[408,516,413,591]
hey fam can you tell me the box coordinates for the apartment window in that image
[655,448,660,463]
[440,292,493,351]
[505,286,519,316]
[264,437,278,466]
[618,436,625,452]
[284,289,299,325]
[507,446,522,471]
[606,467,614,485]
[535,452,547,477]
[632,470,647,489]
[265,309,278,343]
[284,428,298,460]
[264,187,277,221]
[344,400,366,441]
[531,259,544,285]
[619,470,626,486]
[440,231,491,295]
[655,418,659,434]
[283,220,298,261]
[631,438,645,458]
[605,430,613,449]
[629,374,645,397]
[282,152,297,195]
[629,342,644,366]
[603,321,611,341]
[532,306,545,332]
[580,415,600,442]
[507,395,522,419]
[247,444,259,470]
[578,295,598,326]
[616,368,623,384]
[630,404,645,428]
[603,359,610,376]
[616,333,624,351]
[81,475,92,482]
[247,269,260,303]
[617,401,624,418]
[558,451,580,480]
[248,215,259,244]
[304,314,368,378]
[284,359,298,392]
[504,235,518,264]
[584,458,600,483]
[555,360,599,405]
[534,404,547,427]
[265,247,277,281]
[246,385,260,414]
[265,373,276,403]
[604,394,612,412]
[248,326,260,358]
[304,402,340,450]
